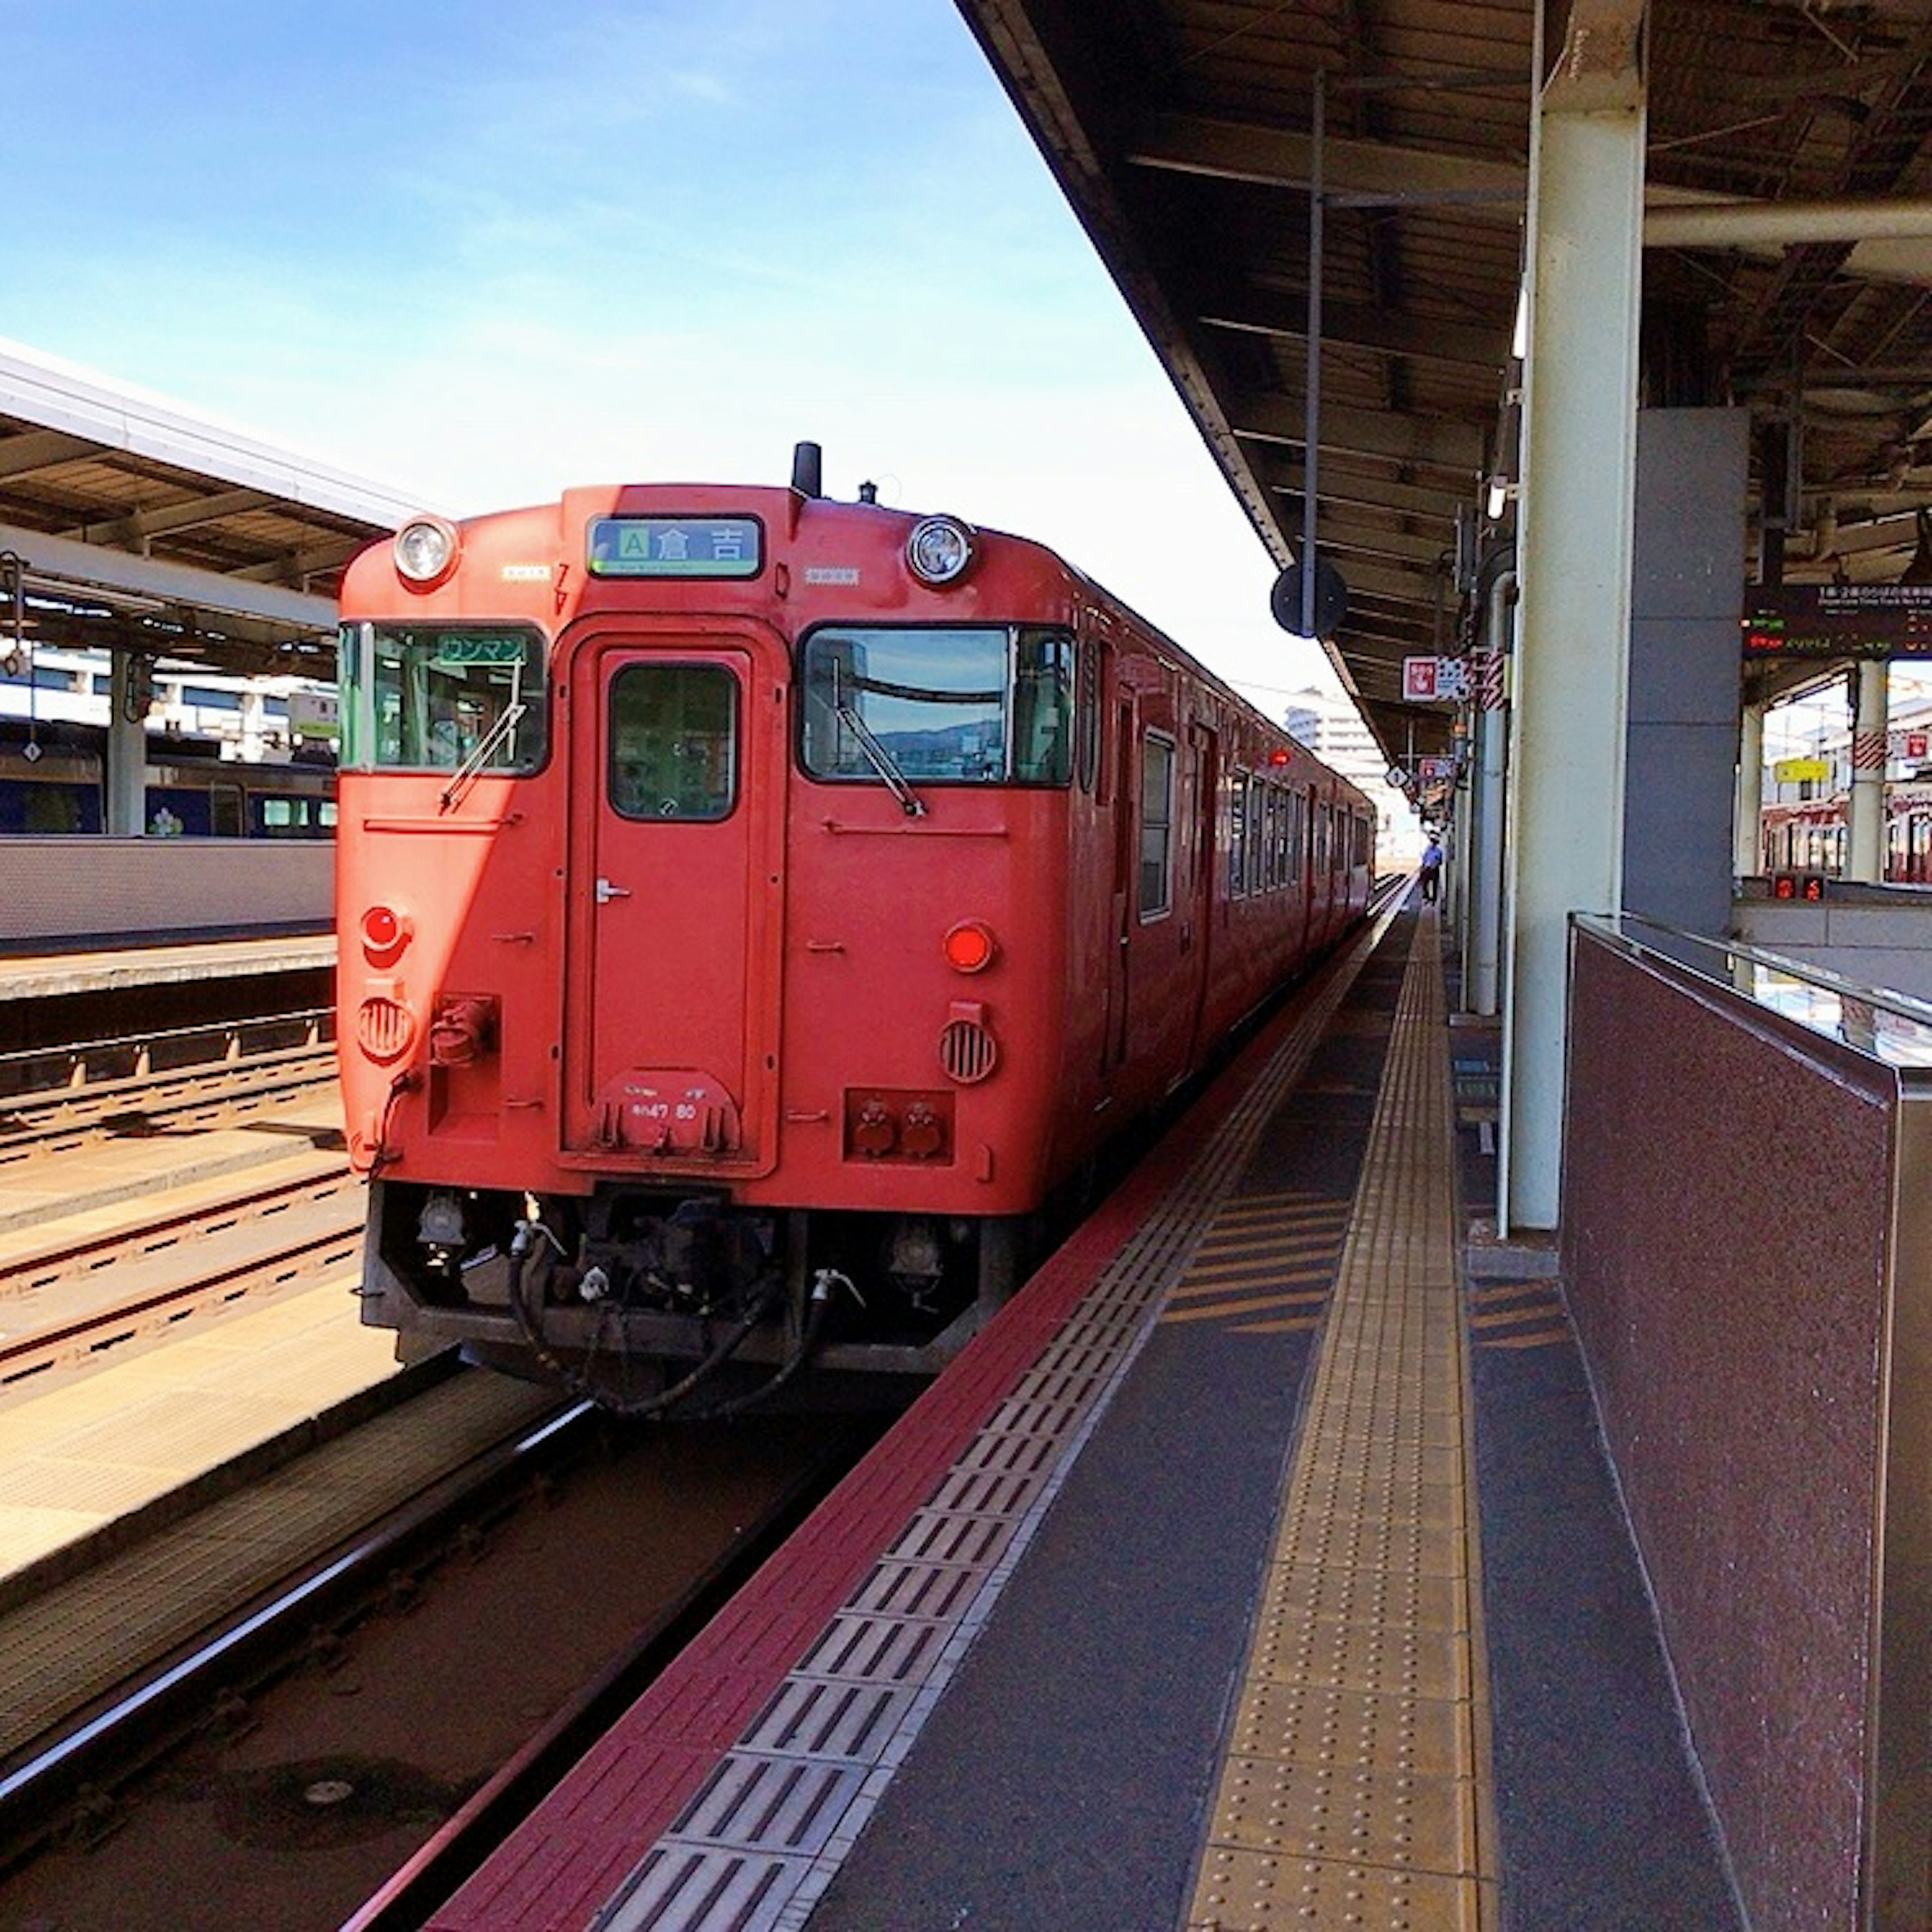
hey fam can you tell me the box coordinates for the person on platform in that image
[1419,833,1443,904]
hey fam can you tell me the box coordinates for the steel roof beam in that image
[65,486,279,546]
[1200,286,1506,371]
[1273,470,1471,521]
[1126,110,1527,209]
[1233,388,1487,473]
[0,519,335,634]
[1316,554,1446,608]
[0,429,99,480]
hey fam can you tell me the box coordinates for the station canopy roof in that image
[953,0,1932,763]
[0,339,424,679]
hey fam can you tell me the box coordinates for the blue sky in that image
[0,0,1338,708]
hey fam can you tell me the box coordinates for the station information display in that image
[1743,583,1932,659]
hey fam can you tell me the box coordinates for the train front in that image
[335,473,1076,1413]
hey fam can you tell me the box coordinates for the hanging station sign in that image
[1743,583,1932,659]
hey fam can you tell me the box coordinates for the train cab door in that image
[560,625,787,1174]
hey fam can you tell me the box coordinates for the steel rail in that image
[0,1211,365,1387]
[0,1044,338,1165]
[0,1156,354,1297]
[0,1394,590,1870]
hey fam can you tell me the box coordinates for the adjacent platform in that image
[0,931,333,1001]
[416,900,1741,1932]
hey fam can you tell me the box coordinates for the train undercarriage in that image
[359,1176,1032,1415]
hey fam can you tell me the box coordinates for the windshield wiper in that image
[836,702,926,818]
[439,701,528,812]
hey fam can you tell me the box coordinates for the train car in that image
[1760,789,1932,885]
[0,717,336,836]
[335,452,1375,1412]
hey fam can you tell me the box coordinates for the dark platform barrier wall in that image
[1561,922,1932,1932]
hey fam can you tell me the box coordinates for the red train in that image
[335,450,1374,1411]
[1760,789,1932,885]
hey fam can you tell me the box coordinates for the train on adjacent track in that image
[1760,788,1932,886]
[335,449,1374,1413]
[0,717,336,837]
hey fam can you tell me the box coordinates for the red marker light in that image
[361,904,410,953]
[1268,748,1291,767]
[943,920,997,973]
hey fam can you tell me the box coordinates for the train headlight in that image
[394,516,460,589]
[905,515,978,587]
[943,920,997,973]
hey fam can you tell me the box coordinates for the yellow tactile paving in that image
[1186,913,1495,1930]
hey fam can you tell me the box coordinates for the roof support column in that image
[1735,700,1764,880]
[1848,661,1888,883]
[1500,0,1648,1235]
[106,655,148,838]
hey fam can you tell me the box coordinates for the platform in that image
[0,931,334,1001]
[411,898,1742,1932]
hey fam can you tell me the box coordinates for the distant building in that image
[1281,685,1420,867]
[0,645,336,761]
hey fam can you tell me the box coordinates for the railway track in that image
[0,1161,363,1388]
[0,1041,339,1168]
[0,1372,872,1932]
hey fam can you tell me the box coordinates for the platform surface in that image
[416,898,1743,1932]
[0,930,333,999]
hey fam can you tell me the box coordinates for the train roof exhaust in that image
[791,442,823,500]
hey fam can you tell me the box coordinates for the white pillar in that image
[1500,1,1648,1235]
[107,653,148,836]
[1734,700,1764,879]
[1847,660,1888,882]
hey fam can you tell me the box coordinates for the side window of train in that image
[1012,630,1074,784]
[608,663,738,822]
[1228,771,1248,896]
[1139,731,1175,919]
[1076,637,1102,793]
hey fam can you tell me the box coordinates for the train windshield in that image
[798,625,1073,785]
[336,623,548,774]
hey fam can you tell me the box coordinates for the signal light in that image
[943,920,997,973]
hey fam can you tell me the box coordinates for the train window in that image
[608,664,737,822]
[1076,639,1101,793]
[1013,632,1074,783]
[799,624,1073,786]
[1228,772,1248,895]
[1139,732,1175,918]
[338,623,547,774]
[1245,780,1265,894]
[209,784,244,838]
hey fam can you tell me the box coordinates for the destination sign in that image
[588,516,763,579]
[1743,582,1932,660]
